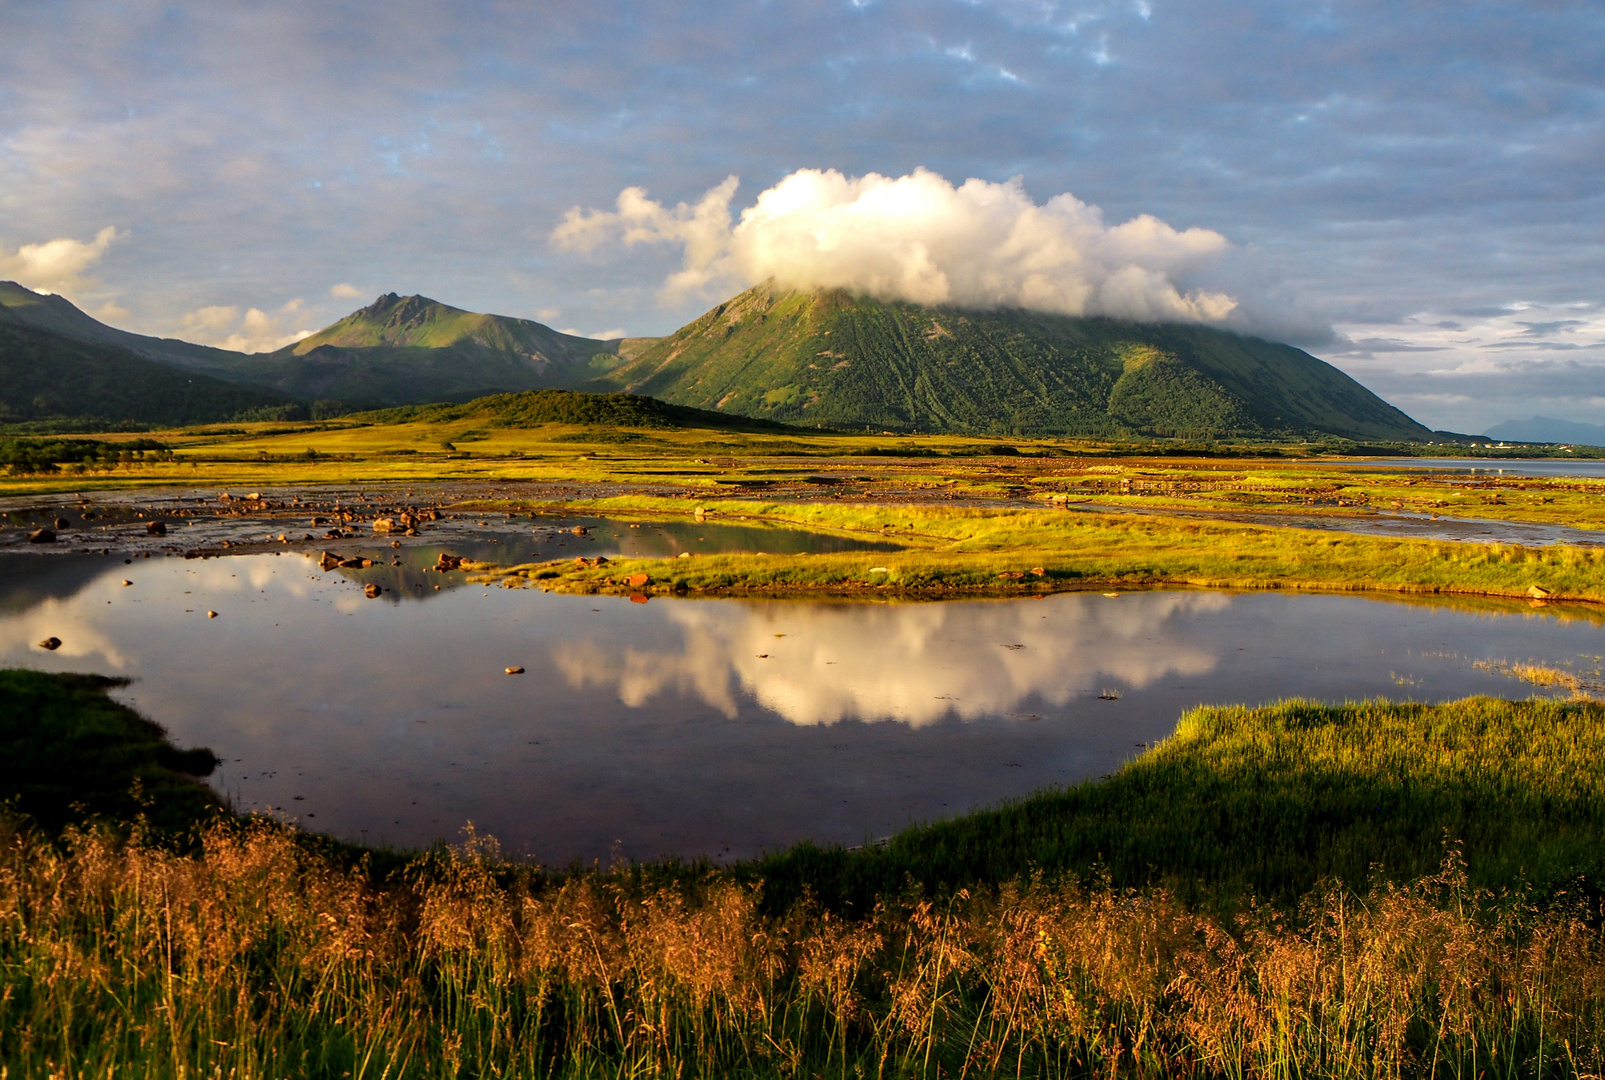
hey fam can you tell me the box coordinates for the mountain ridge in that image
[0,284,640,409]
[598,282,1433,441]
[0,321,297,428]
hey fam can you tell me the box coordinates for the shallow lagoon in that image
[5,539,1603,864]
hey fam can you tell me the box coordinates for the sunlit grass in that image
[471,495,1605,603]
[5,695,1605,1077]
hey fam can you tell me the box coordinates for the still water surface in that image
[4,548,1602,863]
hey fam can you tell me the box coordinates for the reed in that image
[1,815,1601,1078]
[6,693,1605,1076]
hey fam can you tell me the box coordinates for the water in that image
[1353,458,1605,479]
[5,547,1603,864]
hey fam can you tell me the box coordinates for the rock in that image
[207,611,218,618]
[372,518,398,533]
[37,637,61,650]
[364,583,382,598]
[571,526,588,536]
[434,553,464,572]
[339,557,370,568]
[996,570,1025,579]
[1030,567,1046,576]
[1529,584,1553,599]
[505,666,525,675]
[678,552,691,559]
[391,540,402,548]
[121,579,132,586]
[146,520,166,535]
[626,573,650,587]
[28,528,56,543]
[594,555,609,566]
[245,492,261,501]
[53,517,70,529]
[318,551,341,570]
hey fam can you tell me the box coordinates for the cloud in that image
[0,226,120,297]
[554,168,1238,323]
[558,326,628,339]
[329,283,364,299]
[554,591,1227,727]
[176,298,314,353]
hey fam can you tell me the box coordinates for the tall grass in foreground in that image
[1,817,1603,1078]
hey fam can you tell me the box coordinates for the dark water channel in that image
[5,543,1604,865]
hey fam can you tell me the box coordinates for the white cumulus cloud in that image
[554,168,1237,323]
[329,283,364,299]
[0,226,121,298]
[176,298,314,354]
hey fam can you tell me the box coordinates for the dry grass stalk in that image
[1,816,1603,1077]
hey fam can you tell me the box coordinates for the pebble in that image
[505,666,525,675]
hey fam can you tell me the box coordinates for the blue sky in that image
[1,0,1601,433]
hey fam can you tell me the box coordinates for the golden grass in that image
[464,495,1605,604]
[2,815,1602,1078]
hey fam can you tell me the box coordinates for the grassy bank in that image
[4,695,1605,1077]
[468,496,1605,603]
[0,669,222,834]
[754,696,1605,914]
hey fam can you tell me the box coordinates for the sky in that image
[1,1,1601,434]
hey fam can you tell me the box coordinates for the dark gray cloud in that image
[0,0,1601,428]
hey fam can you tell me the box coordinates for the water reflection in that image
[1,549,1601,863]
[556,593,1227,726]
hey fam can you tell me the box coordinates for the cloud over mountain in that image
[555,168,1239,324]
[0,226,120,298]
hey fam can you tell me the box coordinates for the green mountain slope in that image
[599,283,1432,440]
[0,280,247,372]
[226,293,630,407]
[0,283,635,410]
[367,388,794,432]
[0,323,296,427]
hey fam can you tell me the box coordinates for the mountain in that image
[0,282,644,410]
[599,282,1433,441]
[0,280,250,372]
[0,322,297,427]
[367,388,795,432]
[1482,417,1605,447]
[221,293,634,407]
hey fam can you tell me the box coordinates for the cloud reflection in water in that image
[555,592,1230,726]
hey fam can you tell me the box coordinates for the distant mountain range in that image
[0,277,1435,441]
[1482,417,1605,447]
[598,282,1433,441]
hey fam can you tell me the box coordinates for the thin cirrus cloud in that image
[554,168,1240,324]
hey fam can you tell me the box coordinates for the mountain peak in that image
[601,284,1431,440]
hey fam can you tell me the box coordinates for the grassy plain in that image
[6,415,1605,606]
[4,688,1605,1078]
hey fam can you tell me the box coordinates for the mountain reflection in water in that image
[0,549,1600,863]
